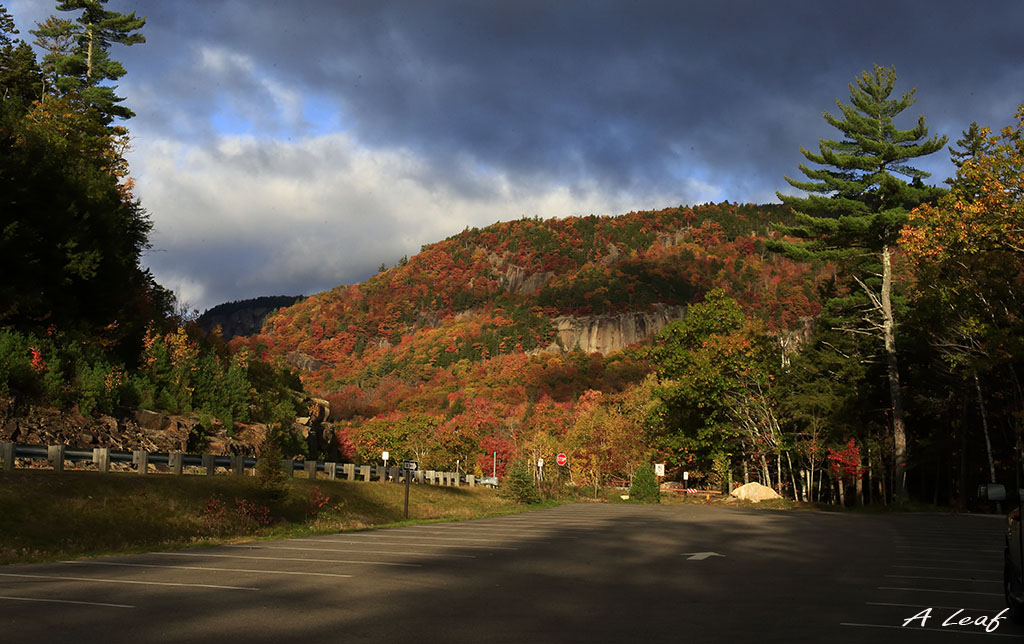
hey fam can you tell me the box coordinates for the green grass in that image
[0,470,536,565]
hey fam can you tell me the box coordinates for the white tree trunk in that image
[880,245,908,499]
[975,372,997,484]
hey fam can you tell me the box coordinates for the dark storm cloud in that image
[119,0,1022,200]
[6,0,1022,309]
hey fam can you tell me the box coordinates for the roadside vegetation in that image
[3,1,1023,515]
[0,470,528,565]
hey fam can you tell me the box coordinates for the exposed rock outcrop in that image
[197,295,304,340]
[1,405,287,459]
[293,397,334,460]
[285,351,332,372]
[2,406,206,453]
[549,304,686,354]
[488,253,555,295]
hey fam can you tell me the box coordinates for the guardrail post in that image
[202,454,216,476]
[93,447,110,473]
[324,462,337,480]
[48,445,65,473]
[231,454,245,476]
[282,459,294,477]
[304,460,317,480]
[343,463,355,481]
[132,450,148,474]
[2,442,14,471]
[169,452,183,475]
[426,470,435,485]
[415,470,424,484]
[360,465,371,482]
[467,474,475,487]
[453,472,460,487]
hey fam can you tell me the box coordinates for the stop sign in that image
[556,453,567,466]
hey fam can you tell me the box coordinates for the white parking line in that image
[396,527,578,539]
[897,546,1002,553]
[62,560,354,578]
[412,524,591,532]
[901,556,1003,561]
[841,623,1022,637]
[151,552,421,567]
[0,594,134,608]
[299,538,517,550]
[868,602,1005,612]
[342,533,531,543]
[885,575,1001,584]
[0,572,257,591]
[879,587,1002,597]
[229,545,476,558]
[893,566,1002,574]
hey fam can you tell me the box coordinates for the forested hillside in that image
[0,3,307,455]
[242,203,826,482]
[244,79,1024,506]
[3,1,1022,510]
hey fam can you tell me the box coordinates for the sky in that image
[6,1,1024,312]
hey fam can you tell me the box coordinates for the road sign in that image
[537,458,544,468]
[683,471,689,481]
[402,460,418,471]
[654,463,665,477]
[382,451,390,461]
[556,453,567,466]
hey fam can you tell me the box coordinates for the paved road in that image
[2,503,1022,643]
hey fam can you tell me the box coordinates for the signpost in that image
[492,451,497,478]
[537,457,544,481]
[402,460,418,519]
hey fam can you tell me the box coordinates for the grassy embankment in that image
[0,469,534,565]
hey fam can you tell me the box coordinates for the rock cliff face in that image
[550,304,686,354]
[197,295,304,340]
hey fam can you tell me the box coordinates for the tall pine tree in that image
[31,0,144,124]
[772,65,947,500]
[0,6,43,108]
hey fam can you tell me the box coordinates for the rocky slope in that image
[197,295,304,340]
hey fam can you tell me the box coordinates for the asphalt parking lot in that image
[2,503,1022,643]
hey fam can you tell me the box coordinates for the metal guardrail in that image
[0,441,484,487]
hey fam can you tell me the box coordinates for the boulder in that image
[729,481,782,502]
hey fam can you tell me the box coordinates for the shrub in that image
[255,438,288,497]
[629,463,661,503]
[501,459,540,504]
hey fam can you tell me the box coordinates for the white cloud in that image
[129,131,711,310]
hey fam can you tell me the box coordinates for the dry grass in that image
[0,470,532,565]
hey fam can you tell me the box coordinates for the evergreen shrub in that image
[629,463,661,503]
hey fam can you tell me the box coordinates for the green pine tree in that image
[0,7,43,109]
[948,121,992,170]
[772,64,947,500]
[31,0,145,123]
[629,463,660,503]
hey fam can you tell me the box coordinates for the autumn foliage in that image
[249,204,824,486]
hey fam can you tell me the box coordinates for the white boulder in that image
[730,481,782,502]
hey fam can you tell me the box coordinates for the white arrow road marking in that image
[680,552,724,560]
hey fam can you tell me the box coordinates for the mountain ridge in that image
[240,203,820,394]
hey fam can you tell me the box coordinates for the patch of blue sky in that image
[302,96,346,137]
[210,109,257,137]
